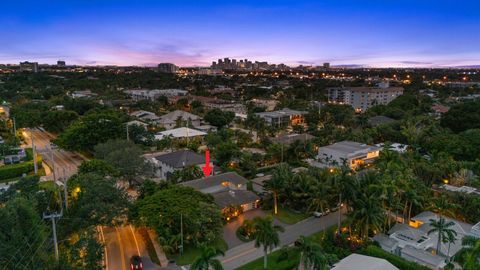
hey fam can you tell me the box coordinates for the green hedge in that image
[360,245,431,270]
[0,160,42,181]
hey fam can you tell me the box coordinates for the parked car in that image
[313,211,323,218]
[130,255,143,270]
[3,156,12,165]
[11,156,20,163]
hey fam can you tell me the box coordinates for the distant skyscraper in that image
[323,62,330,69]
[57,60,66,67]
[19,61,39,73]
[158,63,179,73]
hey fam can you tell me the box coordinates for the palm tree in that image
[442,231,457,261]
[460,236,480,270]
[190,245,225,270]
[295,236,327,270]
[253,216,285,269]
[348,194,384,240]
[329,165,353,233]
[264,163,292,215]
[429,195,458,218]
[427,217,457,256]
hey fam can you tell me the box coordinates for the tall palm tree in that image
[253,216,285,269]
[442,231,457,260]
[307,182,330,214]
[429,195,458,218]
[190,245,225,270]
[329,165,353,233]
[295,236,327,270]
[348,194,384,240]
[427,217,457,256]
[264,163,292,214]
[460,236,480,270]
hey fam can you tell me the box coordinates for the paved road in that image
[220,211,342,270]
[100,226,163,270]
[23,128,85,180]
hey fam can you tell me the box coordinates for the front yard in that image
[272,207,309,225]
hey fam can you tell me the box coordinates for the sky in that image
[1,0,480,67]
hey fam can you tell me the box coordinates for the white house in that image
[158,110,202,130]
[317,141,380,168]
[154,127,207,140]
[373,211,479,270]
[332,253,399,270]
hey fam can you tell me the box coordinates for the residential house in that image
[255,108,307,127]
[158,110,202,130]
[129,110,161,124]
[126,120,148,129]
[368,115,396,127]
[124,89,188,101]
[316,141,380,168]
[147,150,212,180]
[431,104,450,118]
[373,211,480,269]
[69,90,97,99]
[154,127,207,140]
[270,133,315,146]
[331,253,399,270]
[181,172,260,212]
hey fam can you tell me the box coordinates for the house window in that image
[222,181,230,187]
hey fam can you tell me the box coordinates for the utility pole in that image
[12,117,17,146]
[12,117,16,135]
[31,130,38,175]
[180,213,184,255]
[50,146,56,182]
[63,168,68,210]
[126,124,129,141]
[43,211,62,261]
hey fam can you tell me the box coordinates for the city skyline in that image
[2,0,480,68]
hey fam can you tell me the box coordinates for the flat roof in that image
[319,141,380,155]
[255,108,307,118]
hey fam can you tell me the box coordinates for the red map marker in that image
[202,149,212,177]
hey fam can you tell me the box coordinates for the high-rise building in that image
[19,61,39,73]
[323,62,330,69]
[158,63,179,73]
[57,60,66,67]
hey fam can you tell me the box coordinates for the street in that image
[220,211,342,270]
[23,128,85,180]
[99,226,166,270]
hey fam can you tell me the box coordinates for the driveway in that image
[219,210,344,270]
[223,209,269,248]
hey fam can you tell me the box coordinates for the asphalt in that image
[23,128,85,180]
[219,210,343,270]
[100,226,163,270]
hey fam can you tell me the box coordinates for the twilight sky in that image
[2,0,480,67]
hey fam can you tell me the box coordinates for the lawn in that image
[173,238,227,266]
[235,248,300,270]
[272,208,309,224]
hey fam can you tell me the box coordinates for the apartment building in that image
[328,82,403,112]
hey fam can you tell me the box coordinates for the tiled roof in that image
[155,150,206,168]
[181,172,248,190]
[212,190,259,208]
